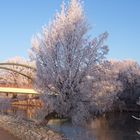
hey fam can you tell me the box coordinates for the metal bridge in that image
[0,62,36,80]
[0,62,38,97]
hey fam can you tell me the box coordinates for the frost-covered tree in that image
[31,0,108,125]
[117,60,140,108]
[101,60,140,111]
[90,61,122,113]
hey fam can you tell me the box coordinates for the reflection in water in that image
[0,103,39,119]
[11,105,40,119]
[89,112,140,140]
[48,112,140,140]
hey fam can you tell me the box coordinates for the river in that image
[48,112,140,140]
[1,103,140,140]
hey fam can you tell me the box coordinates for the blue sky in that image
[0,0,140,62]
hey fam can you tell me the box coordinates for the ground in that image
[0,128,19,140]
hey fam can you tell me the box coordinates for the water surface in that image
[48,112,140,140]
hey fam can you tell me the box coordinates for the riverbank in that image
[0,114,65,140]
[0,127,19,140]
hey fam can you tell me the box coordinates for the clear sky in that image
[0,0,140,62]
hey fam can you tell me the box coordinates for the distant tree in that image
[0,56,35,88]
[31,0,108,125]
